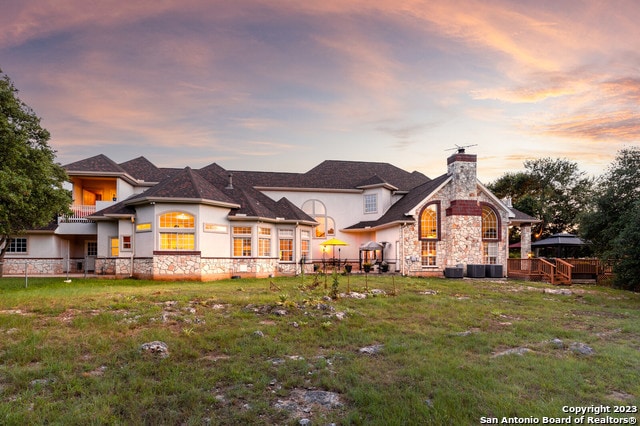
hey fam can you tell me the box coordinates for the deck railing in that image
[555,258,574,283]
[59,205,96,223]
[538,258,556,284]
[507,257,575,284]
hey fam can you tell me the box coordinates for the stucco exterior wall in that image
[260,189,392,260]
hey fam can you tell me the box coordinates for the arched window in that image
[160,212,195,229]
[481,206,498,240]
[419,202,440,267]
[419,203,439,240]
[302,200,335,238]
[159,212,195,250]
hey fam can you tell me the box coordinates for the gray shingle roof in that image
[64,154,126,174]
[88,199,137,219]
[119,156,172,182]
[510,207,541,223]
[344,173,450,229]
[232,160,430,191]
[130,167,238,205]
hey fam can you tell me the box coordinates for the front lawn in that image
[0,275,638,425]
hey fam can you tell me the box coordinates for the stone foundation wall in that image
[133,258,154,279]
[95,258,132,277]
[1,258,65,275]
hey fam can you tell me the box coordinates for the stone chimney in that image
[446,148,480,216]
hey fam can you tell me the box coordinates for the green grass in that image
[0,275,638,425]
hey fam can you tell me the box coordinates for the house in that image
[1,150,538,280]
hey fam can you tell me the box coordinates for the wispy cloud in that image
[3,0,639,178]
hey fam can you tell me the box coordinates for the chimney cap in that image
[446,144,478,154]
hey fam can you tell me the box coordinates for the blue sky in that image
[1,0,639,182]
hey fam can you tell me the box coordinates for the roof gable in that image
[129,167,238,205]
[344,173,450,230]
[64,154,126,174]
[119,156,170,182]
[302,160,429,191]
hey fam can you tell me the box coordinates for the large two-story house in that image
[2,150,537,280]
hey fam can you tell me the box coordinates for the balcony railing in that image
[59,205,96,223]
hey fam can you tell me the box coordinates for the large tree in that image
[580,147,640,291]
[488,158,594,240]
[0,69,71,276]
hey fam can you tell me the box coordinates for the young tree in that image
[488,158,593,240]
[0,69,71,276]
[580,147,640,290]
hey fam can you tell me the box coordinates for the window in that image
[258,227,271,257]
[419,203,439,267]
[301,230,310,261]
[159,212,195,250]
[233,226,252,257]
[483,242,498,264]
[6,238,27,253]
[86,241,97,257]
[364,194,378,214]
[419,203,439,240]
[160,212,195,228]
[122,235,132,251]
[279,229,294,262]
[302,200,335,238]
[110,237,119,256]
[482,206,498,240]
[160,233,195,250]
[136,223,152,232]
[421,241,437,266]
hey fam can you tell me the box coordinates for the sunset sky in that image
[2,0,639,182]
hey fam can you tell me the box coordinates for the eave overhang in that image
[66,170,139,186]
[125,197,241,209]
[341,219,414,233]
[228,215,317,226]
[255,186,362,194]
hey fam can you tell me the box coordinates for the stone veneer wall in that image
[1,258,65,275]
[444,215,483,267]
[93,254,307,281]
[399,153,509,278]
[95,258,132,277]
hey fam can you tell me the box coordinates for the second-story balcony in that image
[59,200,119,223]
[59,205,97,223]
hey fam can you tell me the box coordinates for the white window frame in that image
[158,212,196,251]
[483,242,498,265]
[364,194,378,214]
[232,226,253,257]
[6,237,27,254]
[121,235,132,251]
[278,229,294,262]
[258,227,271,257]
[421,241,437,267]
[301,230,311,261]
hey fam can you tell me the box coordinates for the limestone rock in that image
[140,341,169,358]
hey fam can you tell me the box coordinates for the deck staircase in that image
[507,258,573,285]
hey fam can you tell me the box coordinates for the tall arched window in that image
[302,199,335,238]
[481,206,498,240]
[419,202,440,267]
[481,205,499,264]
[420,204,439,239]
[159,212,195,250]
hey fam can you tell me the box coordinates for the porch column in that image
[520,223,532,259]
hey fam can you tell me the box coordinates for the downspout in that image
[130,216,135,277]
[400,224,405,276]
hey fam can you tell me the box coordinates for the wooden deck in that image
[507,258,613,285]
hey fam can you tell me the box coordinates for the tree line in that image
[488,148,640,291]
